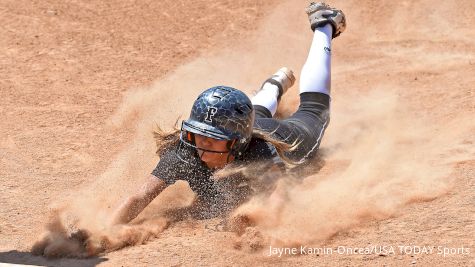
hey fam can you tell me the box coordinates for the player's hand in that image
[31,228,101,258]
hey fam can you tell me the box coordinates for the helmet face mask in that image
[176,86,255,166]
[178,126,236,164]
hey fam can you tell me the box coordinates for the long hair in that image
[250,127,301,166]
[153,121,300,165]
[153,123,180,156]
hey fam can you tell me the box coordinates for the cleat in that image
[306,2,346,38]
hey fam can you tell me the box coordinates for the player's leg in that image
[281,2,346,164]
[251,67,295,118]
[251,29,332,162]
[252,2,346,165]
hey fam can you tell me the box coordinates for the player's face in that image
[194,134,235,169]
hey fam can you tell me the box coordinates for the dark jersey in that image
[151,137,282,205]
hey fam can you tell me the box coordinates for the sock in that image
[251,83,279,116]
[300,23,333,95]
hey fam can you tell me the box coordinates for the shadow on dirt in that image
[0,250,107,267]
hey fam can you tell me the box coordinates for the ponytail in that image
[251,128,301,166]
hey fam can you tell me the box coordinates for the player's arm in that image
[110,174,167,225]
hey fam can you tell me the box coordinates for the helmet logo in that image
[205,107,218,122]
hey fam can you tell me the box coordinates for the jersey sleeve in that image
[151,149,184,185]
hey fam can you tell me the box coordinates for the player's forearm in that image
[110,175,167,225]
[110,196,151,225]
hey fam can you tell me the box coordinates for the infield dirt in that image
[1,0,474,266]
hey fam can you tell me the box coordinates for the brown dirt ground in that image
[1,0,474,266]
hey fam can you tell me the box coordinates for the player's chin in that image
[201,156,219,164]
[198,151,213,161]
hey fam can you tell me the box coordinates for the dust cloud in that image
[231,89,474,247]
[31,0,474,257]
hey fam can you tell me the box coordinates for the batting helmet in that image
[178,86,255,163]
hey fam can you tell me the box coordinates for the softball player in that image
[110,2,346,224]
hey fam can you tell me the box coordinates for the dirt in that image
[1,0,474,266]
